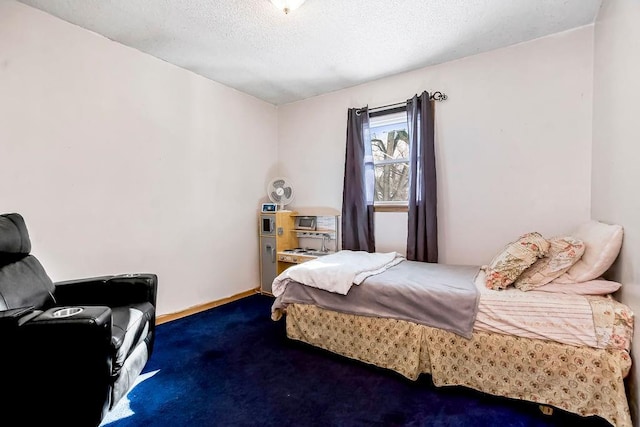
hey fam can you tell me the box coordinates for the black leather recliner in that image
[0,213,157,426]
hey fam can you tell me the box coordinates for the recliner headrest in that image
[0,213,32,255]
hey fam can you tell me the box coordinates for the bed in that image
[270,223,634,427]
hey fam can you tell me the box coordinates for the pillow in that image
[474,268,487,288]
[514,236,585,291]
[482,232,550,290]
[533,279,621,295]
[553,221,623,283]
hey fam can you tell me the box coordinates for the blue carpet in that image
[101,294,611,426]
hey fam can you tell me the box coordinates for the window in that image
[369,108,409,207]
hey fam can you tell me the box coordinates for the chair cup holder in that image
[52,307,84,318]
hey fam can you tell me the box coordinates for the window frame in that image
[368,106,410,212]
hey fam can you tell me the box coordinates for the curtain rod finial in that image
[430,91,447,101]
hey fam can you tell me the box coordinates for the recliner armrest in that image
[0,306,36,330]
[22,306,112,345]
[15,306,114,425]
[54,273,158,308]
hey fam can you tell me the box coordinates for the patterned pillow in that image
[482,232,550,290]
[514,236,585,291]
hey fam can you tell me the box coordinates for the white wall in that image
[278,26,594,265]
[0,1,278,316]
[593,0,640,421]
[0,0,599,317]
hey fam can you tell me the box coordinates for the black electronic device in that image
[295,216,316,230]
[261,203,277,212]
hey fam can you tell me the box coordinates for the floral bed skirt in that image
[285,303,632,427]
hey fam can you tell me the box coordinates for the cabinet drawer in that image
[278,254,315,264]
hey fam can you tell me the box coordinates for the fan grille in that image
[268,177,294,207]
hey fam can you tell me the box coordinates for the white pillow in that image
[553,221,623,283]
[534,279,621,295]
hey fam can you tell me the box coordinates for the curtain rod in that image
[357,91,448,115]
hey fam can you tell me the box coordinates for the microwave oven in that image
[295,216,316,231]
[261,215,275,235]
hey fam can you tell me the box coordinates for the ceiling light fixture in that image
[270,0,307,14]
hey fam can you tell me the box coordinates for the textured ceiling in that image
[17,0,602,105]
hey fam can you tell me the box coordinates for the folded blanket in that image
[271,250,405,297]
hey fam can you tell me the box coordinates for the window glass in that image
[369,110,409,203]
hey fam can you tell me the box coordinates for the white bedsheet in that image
[271,250,405,297]
[474,270,598,348]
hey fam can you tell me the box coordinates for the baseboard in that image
[156,288,261,324]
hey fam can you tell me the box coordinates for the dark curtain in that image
[406,91,438,262]
[341,107,375,252]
